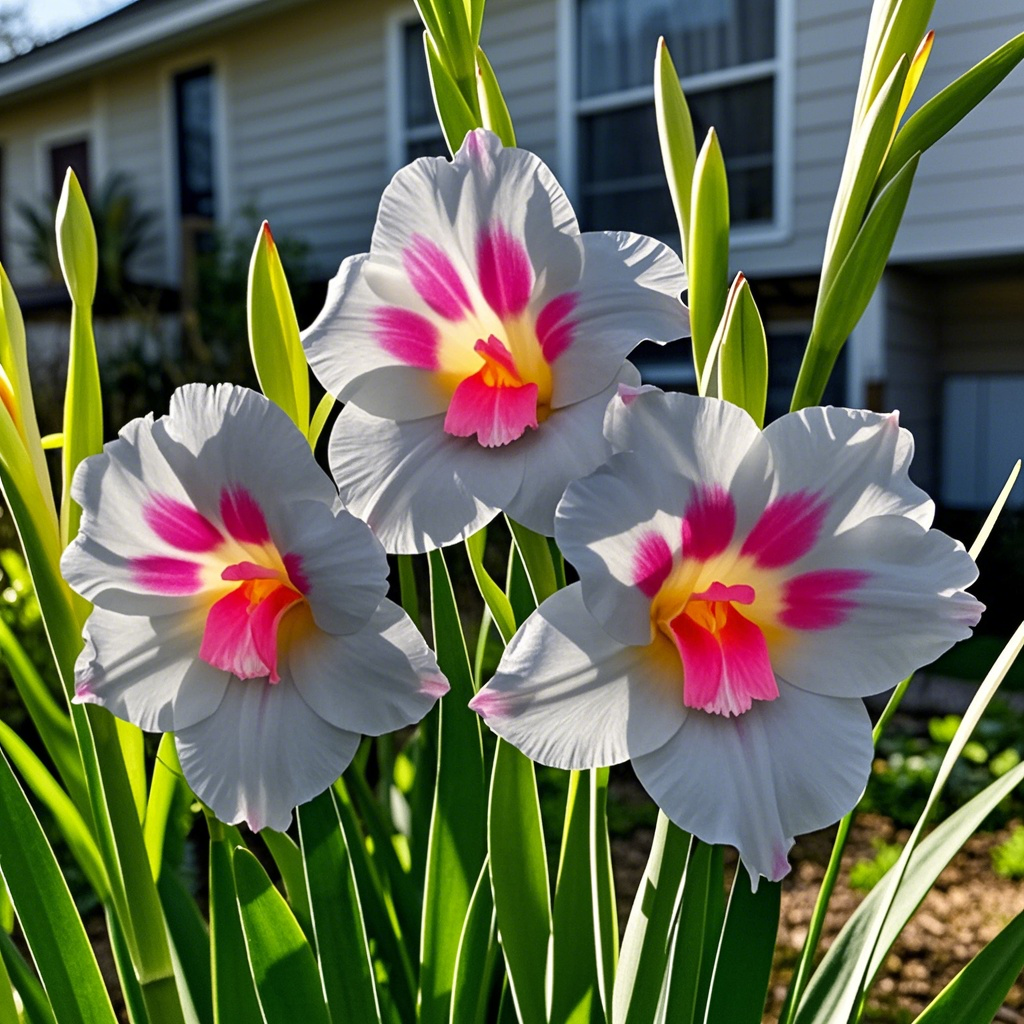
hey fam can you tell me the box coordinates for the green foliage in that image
[990,824,1024,880]
[849,839,904,892]
[860,704,1024,829]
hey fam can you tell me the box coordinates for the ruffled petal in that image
[603,388,773,539]
[548,231,688,409]
[633,681,873,888]
[329,405,521,553]
[270,498,389,636]
[175,675,361,833]
[505,363,641,537]
[762,407,934,535]
[771,515,983,698]
[73,605,228,732]
[471,584,687,769]
[556,449,690,646]
[287,600,447,735]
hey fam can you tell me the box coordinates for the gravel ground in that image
[611,812,1024,1024]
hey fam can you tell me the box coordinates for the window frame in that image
[386,11,448,174]
[556,0,794,248]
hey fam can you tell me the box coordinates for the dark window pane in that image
[404,22,437,130]
[50,139,89,201]
[579,79,774,233]
[174,66,215,219]
[578,0,775,99]
[407,134,449,161]
[764,330,845,423]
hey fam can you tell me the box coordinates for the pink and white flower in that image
[61,384,447,832]
[470,388,983,885]
[302,129,688,553]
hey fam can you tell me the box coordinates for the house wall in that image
[735,0,1024,277]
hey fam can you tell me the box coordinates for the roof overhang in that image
[0,0,309,103]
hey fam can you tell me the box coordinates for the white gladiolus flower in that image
[302,129,689,553]
[471,388,983,886]
[62,383,447,831]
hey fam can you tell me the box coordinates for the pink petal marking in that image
[632,532,673,598]
[681,484,736,562]
[221,561,282,582]
[283,552,310,594]
[403,234,473,321]
[444,336,538,447]
[220,486,271,546]
[692,582,755,605]
[143,494,223,552]
[535,292,578,362]
[671,602,778,717]
[477,223,532,319]
[741,491,828,569]
[617,383,657,406]
[445,374,539,447]
[468,688,510,720]
[374,307,440,369]
[199,579,302,683]
[771,845,792,881]
[131,555,202,595]
[421,674,450,699]
[780,569,869,630]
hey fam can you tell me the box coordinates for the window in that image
[574,0,778,236]
[174,65,215,220]
[399,21,447,162]
[942,375,1024,510]
[49,138,89,201]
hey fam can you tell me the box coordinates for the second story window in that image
[575,0,778,237]
[400,21,447,162]
[174,65,215,220]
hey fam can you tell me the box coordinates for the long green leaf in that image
[208,827,263,1024]
[791,154,919,411]
[262,828,313,939]
[612,814,691,1024]
[662,841,725,1024]
[449,858,499,1024]
[911,906,1024,1024]
[307,391,335,452]
[703,876,780,1024]
[715,274,768,428]
[0,748,116,1024]
[655,39,696,271]
[158,871,214,1024]
[298,790,381,1024]
[0,720,107,901]
[0,929,56,1024]
[489,740,551,1024]
[247,221,309,434]
[794,758,1024,1023]
[425,32,479,156]
[144,733,185,881]
[507,519,559,605]
[420,550,487,1024]
[466,529,516,645]
[233,848,330,1024]
[880,31,1024,192]
[687,129,729,385]
[334,778,417,1023]
[475,47,515,147]
[0,942,19,1024]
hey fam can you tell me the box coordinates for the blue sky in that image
[23,0,130,39]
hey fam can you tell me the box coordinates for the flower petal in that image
[73,605,229,732]
[287,600,446,735]
[772,515,983,698]
[504,363,641,537]
[270,498,389,636]
[603,388,773,539]
[174,675,361,833]
[329,405,521,553]
[548,231,688,409]
[633,682,873,887]
[471,584,687,769]
[762,407,933,535]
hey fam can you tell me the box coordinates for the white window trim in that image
[159,50,230,283]
[557,0,794,250]
[386,9,447,175]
